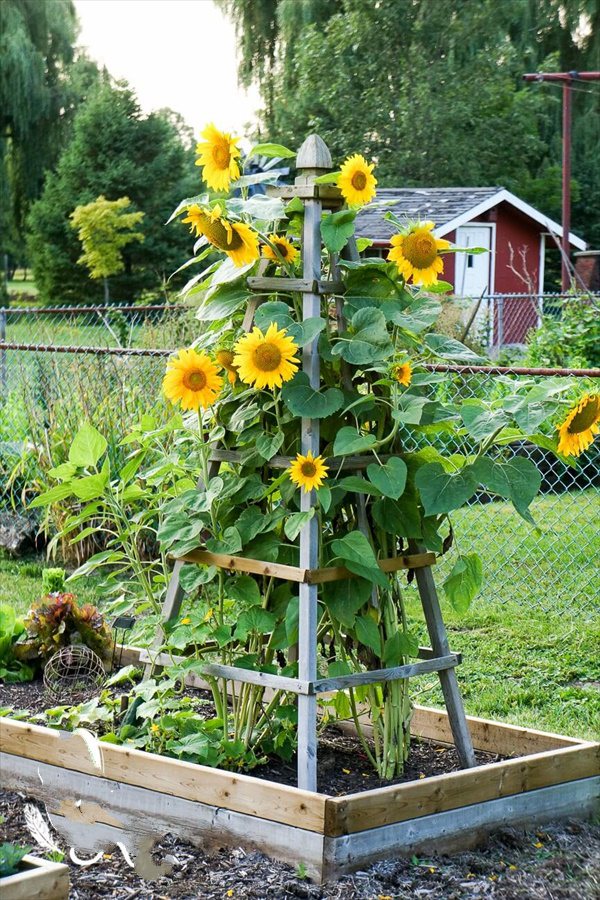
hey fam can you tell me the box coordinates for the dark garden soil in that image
[0,677,502,795]
[1,789,599,899]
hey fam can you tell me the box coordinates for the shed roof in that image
[355,187,586,250]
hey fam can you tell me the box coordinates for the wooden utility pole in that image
[523,71,600,291]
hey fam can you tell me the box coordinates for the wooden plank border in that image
[0,717,327,833]
[322,777,600,880]
[2,753,326,882]
[323,742,600,835]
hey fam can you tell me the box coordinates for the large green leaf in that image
[332,426,377,456]
[70,471,109,501]
[443,553,483,613]
[461,404,507,442]
[332,307,393,364]
[392,394,430,425]
[367,458,407,499]
[372,494,422,538]
[415,462,480,515]
[424,333,486,363]
[197,279,253,322]
[382,296,441,332]
[227,575,261,606]
[354,615,382,656]
[284,509,315,541]
[475,456,541,524]
[248,142,296,160]
[69,422,107,468]
[323,577,372,627]
[330,531,388,587]
[282,372,344,418]
[383,630,419,665]
[206,527,243,555]
[337,475,383,496]
[320,208,356,254]
[234,607,277,640]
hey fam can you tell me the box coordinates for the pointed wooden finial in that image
[295,135,332,184]
[296,134,333,170]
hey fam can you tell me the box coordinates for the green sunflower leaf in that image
[366,458,408,499]
[282,372,344,418]
[320,208,357,254]
[443,553,483,613]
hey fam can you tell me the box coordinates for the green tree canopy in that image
[221,0,600,248]
[28,83,198,304]
[70,195,145,302]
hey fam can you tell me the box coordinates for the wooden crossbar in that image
[247,277,344,294]
[173,549,436,582]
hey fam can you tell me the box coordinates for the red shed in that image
[355,187,587,346]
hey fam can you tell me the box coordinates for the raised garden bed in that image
[1,650,598,883]
[1,853,69,900]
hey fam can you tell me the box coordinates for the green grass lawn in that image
[0,553,104,615]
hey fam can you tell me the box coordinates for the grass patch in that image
[0,552,104,616]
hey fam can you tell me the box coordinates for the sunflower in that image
[233,323,299,390]
[388,221,450,286]
[195,123,241,191]
[181,204,259,267]
[392,361,412,387]
[289,452,329,493]
[262,234,299,265]
[216,348,239,385]
[338,154,377,206]
[557,394,600,456]
[163,348,223,410]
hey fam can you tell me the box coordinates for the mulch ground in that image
[1,790,599,899]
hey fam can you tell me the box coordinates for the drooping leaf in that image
[205,527,242,555]
[383,630,419,666]
[337,475,383,496]
[332,307,393,364]
[330,531,388,587]
[475,456,541,524]
[443,553,483,613]
[247,142,296,159]
[382,296,441,332]
[424,333,486,363]
[234,606,277,640]
[284,509,315,541]
[320,208,356,254]
[227,575,261,606]
[323,577,372,627]
[354,615,382,656]
[461,404,507,442]
[415,462,480,515]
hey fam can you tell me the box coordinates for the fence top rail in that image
[0,304,193,315]
[481,292,600,300]
[1,341,599,378]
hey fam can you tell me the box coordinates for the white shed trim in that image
[435,189,587,251]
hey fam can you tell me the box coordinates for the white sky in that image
[74,0,260,137]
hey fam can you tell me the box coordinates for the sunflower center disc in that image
[301,462,317,477]
[203,217,243,251]
[274,241,289,259]
[569,396,600,433]
[213,144,230,168]
[185,370,207,390]
[253,343,283,371]
[351,171,367,191]
[217,350,236,370]
[402,232,438,268]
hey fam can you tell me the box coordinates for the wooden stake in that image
[296,134,331,792]
[409,541,477,768]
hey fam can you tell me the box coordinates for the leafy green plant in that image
[0,604,34,683]
[41,568,66,594]
[0,843,32,878]
[526,298,600,369]
[16,593,112,661]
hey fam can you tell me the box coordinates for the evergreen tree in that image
[28,83,197,304]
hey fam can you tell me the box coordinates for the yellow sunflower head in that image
[180,205,259,267]
[216,348,239,385]
[387,221,450,287]
[557,393,600,457]
[232,322,299,390]
[163,348,223,410]
[262,234,299,266]
[338,154,377,206]
[289,452,329,493]
[195,123,241,192]
[392,360,412,387]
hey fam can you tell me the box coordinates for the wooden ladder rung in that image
[247,276,344,294]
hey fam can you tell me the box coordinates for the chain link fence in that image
[1,304,598,616]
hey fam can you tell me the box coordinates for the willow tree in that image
[0,0,79,294]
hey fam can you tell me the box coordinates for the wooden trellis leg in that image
[296,137,329,792]
[410,544,477,768]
